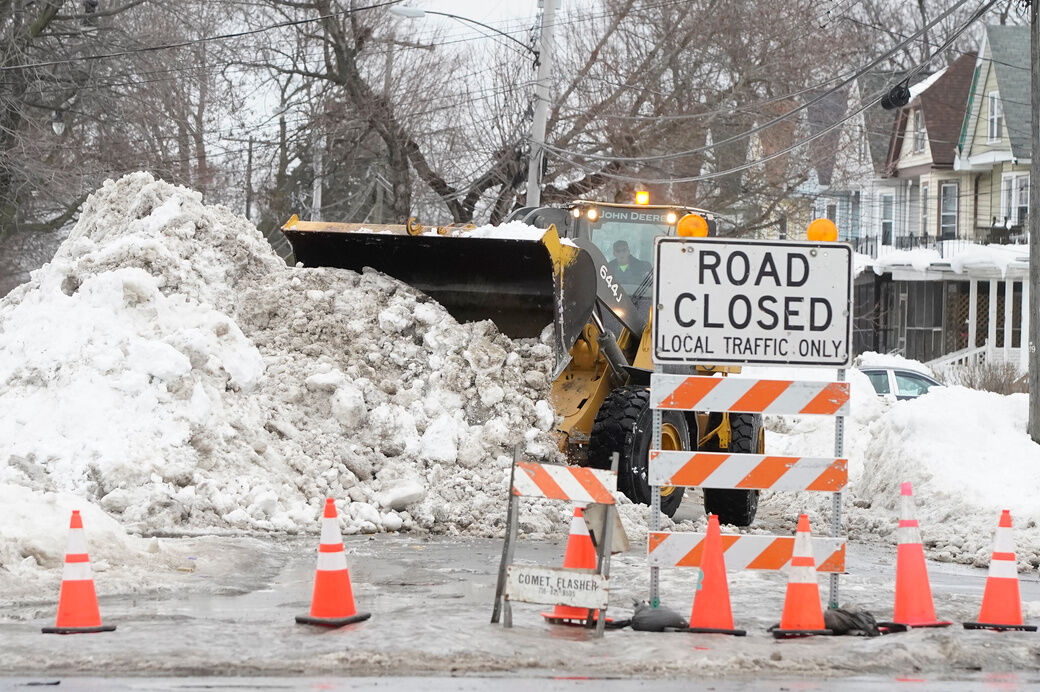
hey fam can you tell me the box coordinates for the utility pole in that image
[311,129,324,222]
[245,136,254,222]
[525,0,558,207]
[1030,0,1040,442]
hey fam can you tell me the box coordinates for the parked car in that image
[860,367,941,400]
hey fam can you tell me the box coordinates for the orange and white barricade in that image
[492,449,621,637]
[647,372,851,621]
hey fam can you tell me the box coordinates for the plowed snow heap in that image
[0,173,565,555]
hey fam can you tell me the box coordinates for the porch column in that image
[988,279,998,360]
[1022,279,1031,373]
[968,279,978,349]
[1004,278,1013,361]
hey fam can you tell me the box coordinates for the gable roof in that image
[986,25,1030,158]
[858,71,911,170]
[885,52,976,173]
[805,88,848,186]
[918,51,976,166]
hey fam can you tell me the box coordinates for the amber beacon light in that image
[676,213,709,238]
[635,190,650,205]
[806,218,838,242]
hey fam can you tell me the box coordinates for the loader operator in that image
[606,240,651,287]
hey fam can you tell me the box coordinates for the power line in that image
[544,0,997,186]
[0,0,403,72]
[544,0,981,166]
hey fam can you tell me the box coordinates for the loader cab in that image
[566,200,718,320]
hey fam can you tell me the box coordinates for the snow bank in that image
[0,173,569,586]
[765,370,1040,569]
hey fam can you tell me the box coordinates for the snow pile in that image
[0,173,569,584]
[872,247,941,274]
[854,350,935,377]
[764,370,1040,569]
[427,220,549,241]
[949,243,1029,277]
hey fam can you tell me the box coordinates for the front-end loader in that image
[283,196,763,525]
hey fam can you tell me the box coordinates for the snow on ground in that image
[750,366,1040,570]
[0,173,575,595]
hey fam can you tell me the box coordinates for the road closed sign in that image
[653,237,852,367]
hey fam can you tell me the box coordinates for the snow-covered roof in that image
[907,67,947,99]
[859,243,1029,280]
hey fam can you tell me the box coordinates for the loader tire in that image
[702,412,762,526]
[588,385,687,517]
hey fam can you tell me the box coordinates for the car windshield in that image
[895,371,934,397]
[586,208,675,291]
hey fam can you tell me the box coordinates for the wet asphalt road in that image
[2,526,1040,686]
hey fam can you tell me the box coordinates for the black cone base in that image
[42,624,116,634]
[964,621,1037,632]
[688,626,747,636]
[295,612,371,628]
[772,628,833,639]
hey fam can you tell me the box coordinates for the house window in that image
[912,109,926,153]
[826,203,837,223]
[1001,173,1030,226]
[940,182,958,239]
[988,92,1003,142]
[920,183,929,237]
[881,193,894,245]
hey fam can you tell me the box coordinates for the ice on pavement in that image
[0,173,576,592]
[3,173,1040,598]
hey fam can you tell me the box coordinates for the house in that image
[954,25,1031,244]
[814,77,891,254]
[879,51,977,250]
[850,42,1032,370]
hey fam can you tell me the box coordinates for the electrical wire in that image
[544,0,998,186]
[544,0,981,166]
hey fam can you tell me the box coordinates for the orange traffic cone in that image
[295,498,371,627]
[542,504,607,625]
[42,510,116,634]
[772,514,831,638]
[964,510,1037,632]
[688,514,745,636]
[888,482,951,629]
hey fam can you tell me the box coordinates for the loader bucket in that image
[283,218,597,367]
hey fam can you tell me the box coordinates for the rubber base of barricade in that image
[877,620,951,632]
[687,626,747,636]
[42,624,116,634]
[772,628,833,639]
[295,612,371,628]
[963,621,1037,632]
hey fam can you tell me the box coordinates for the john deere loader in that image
[283,196,764,525]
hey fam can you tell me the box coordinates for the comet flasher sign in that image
[652,237,852,367]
